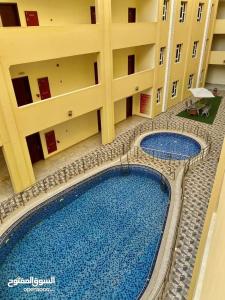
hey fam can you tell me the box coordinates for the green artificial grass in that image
[177,96,222,125]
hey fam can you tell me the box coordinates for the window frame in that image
[179,1,187,23]
[172,81,178,98]
[175,43,182,63]
[192,41,199,58]
[197,3,204,22]
[156,88,162,104]
[159,47,166,65]
[188,74,194,89]
[162,0,169,21]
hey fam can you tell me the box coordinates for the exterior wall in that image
[113,45,155,78]
[10,53,98,103]
[40,111,98,158]
[188,138,225,300]
[114,99,126,124]
[1,0,95,26]
[203,0,224,87]
[0,0,218,194]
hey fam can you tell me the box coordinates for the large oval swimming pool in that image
[0,165,170,300]
[140,132,201,160]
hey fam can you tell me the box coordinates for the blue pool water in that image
[0,165,170,300]
[140,132,201,160]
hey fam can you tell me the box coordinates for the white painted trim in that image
[196,0,213,87]
[162,0,176,112]
[193,212,217,300]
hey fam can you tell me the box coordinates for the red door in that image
[25,11,39,26]
[38,77,51,100]
[45,131,57,154]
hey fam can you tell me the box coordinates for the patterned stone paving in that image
[159,91,225,300]
[1,90,224,299]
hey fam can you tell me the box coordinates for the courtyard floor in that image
[1,90,225,299]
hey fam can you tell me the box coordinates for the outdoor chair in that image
[201,105,211,117]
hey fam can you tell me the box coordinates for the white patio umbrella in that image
[189,88,215,98]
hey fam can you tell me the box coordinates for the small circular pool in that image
[140,132,201,160]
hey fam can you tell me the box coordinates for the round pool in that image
[140,132,201,160]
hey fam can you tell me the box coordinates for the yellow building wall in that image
[114,99,126,124]
[113,45,155,78]
[188,138,225,300]
[0,0,95,26]
[10,53,98,103]
[111,0,137,23]
[40,110,98,158]
[206,65,225,84]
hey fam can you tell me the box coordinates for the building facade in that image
[0,0,220,194]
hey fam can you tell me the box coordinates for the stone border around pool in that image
[0,129,209,300]
[135,130,207,162]
[0,155,180,299]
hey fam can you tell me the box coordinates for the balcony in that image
[111,0,157,23]
[112,23,156,49]
[214,20,225,34]
[16,85,104,136]
[112,69,154,101]
[209,51,225,65]
[0,25,102,65]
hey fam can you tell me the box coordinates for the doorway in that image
[94,62,99,84]
[12,76,33,107]
[97,109,101,132]
[0,3,20,27]
[126,96,133,118]
[128,55,135,75]
[128,8,136,23]
[90,6,96,24]
[26,133,44,164]
[38,77,51,100]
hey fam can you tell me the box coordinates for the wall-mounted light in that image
[68,110,73,117]
[135,86,139,91]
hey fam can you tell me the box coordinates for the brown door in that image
[97,109,101,132]
[94,62,99,84]
[12,76,33,107]
[26,133,44,164]
[128,8,136,23]
[0,3,20,27]
[25,11,39,26]
[45,131,57,154]
[126,97,133,118]
[38,77,51,100]
[90,6,96,24]
[128,55,135,75]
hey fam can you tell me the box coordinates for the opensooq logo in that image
[8,276,56,293]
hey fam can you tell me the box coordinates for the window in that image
[197,3,204,22]
[172,81,178,98]
[159,47,166,65]
[188,74,194,89]
[192,41,199,58]
[175,43,182,63]
[156,88,162,104]
[162,0,169,21]
[179,2,187,23]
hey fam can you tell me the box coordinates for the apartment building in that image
[0,0,218,195]
[205,0,225,88]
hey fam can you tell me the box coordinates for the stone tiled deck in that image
[160,91,225,299]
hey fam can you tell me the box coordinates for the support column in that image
[96,0,115,145]
[0,62,35,193]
